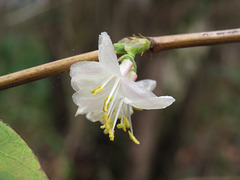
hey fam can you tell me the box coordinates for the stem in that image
[149,28,240,52]
[1,28,240,90]
[0,51,98,90]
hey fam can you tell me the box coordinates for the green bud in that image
[114,36,151,73]
[114,43,127,54]
[125,38,151,57]
[117,37,136,43]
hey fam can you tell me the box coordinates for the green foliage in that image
[0,33,63,178]
[0,120,48,180]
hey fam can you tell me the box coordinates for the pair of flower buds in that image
[70,32,175,144]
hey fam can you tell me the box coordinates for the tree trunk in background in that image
[151,49,221,180]
[124,54,166,180]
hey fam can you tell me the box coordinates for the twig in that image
[0,51,98,90]
[149,28,240,52]
[176,176,240,180]
[0,28,240,91]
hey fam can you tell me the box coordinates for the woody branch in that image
[0,28,240,91]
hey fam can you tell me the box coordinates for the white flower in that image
[86,79,161,144]
[70,32,175,144]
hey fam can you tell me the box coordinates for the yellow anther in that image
[117,123,126,132]
[122,125,126,132]
[132,106,143,111]
[91,85,104,96]
[117,123,124,129]
[105,122,110,130]
[104,113,108,123]
[128,131,140,145]
[100,125,105,129]
[103,128,109,134]
[109,131,115,141]
[123,116,130,128]
[103,96,113,112]
[103,112,113,130]
[109,120,113,129]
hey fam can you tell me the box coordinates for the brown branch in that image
[149,28,240,52]
[176,177,240,180]
[0,51,98,90]
[0,28,240,91]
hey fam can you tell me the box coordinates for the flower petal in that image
[119,59,133,77]
[136,79,156,92]
[70,61,110,91]
[72,89,107,114]
[86,111,105,123]
[98,32,121,76]
[126,96,175,109]
[121,78,175,109]
[70,61,105,77]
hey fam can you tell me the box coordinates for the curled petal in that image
[136,79,156,92]
[98,32,121,76]
[125,96,175,109]
[121,78,175,109]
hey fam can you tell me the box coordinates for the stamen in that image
[104,112,111,130]
[117,115,126,131]
[109,99,123,139]
[128,131,140,145]
[103,129,109,135]
[101,75,114,87]
[107,94,118,117]
[109,131,115,141]
[123,116,130,128]
[105,78,120,109]
[104,112,108,124]
[127,105,134,133]
[117,123,125,129]
[103,96,113,112]
[91,85,104,95]
[106,80,121,119]
[91,75,114,96]
[98,79,138,144]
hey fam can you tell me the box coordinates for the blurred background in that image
[1,0,240,180]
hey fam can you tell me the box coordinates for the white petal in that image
[70,61,109,91]
[136,79,156,92]
[71,75,107,92]
[75,107,88,116]
[72,89,107,113]
[98,32,121,75]
[120,59,133,77]
[121,78,175,109]
[70,61,106,78]
[126,96,175,109]
[86,111,104,123]
[126,71,138,81]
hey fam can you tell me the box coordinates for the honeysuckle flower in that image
[70,32,175,144]
[86,79,160,144]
